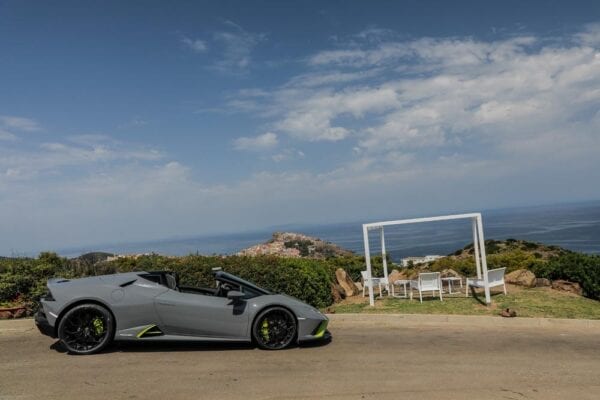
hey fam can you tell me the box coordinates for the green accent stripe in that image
[137,324,158,338]
[313,320,328,338]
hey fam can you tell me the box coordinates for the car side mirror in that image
[227,290,245,301]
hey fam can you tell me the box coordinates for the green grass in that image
[327,287,600,319]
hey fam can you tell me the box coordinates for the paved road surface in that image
[1,314,599,400]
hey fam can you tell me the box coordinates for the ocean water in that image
[62,201,600,260]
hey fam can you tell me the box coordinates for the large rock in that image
[335,268,360,297]
[12,308,26,318]
[388,269,409,283]
[535,278,551,287]
[505,269,536,287]
[330,284,343,302]
[440,268,462,278]
[551,280,583,296]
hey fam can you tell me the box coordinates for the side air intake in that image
[137,325,164,338]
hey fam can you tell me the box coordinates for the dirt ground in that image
[1,315,599,400]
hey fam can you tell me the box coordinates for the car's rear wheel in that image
[57,303,113,355]
[252,307,297,350]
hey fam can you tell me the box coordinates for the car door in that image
[154,290,249,339]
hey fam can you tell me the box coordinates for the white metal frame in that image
[362,213,491,306]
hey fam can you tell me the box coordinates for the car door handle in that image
[157,301,175,306]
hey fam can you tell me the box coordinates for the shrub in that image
[326,254,393,282]
[0,254,336,308]
[0,253,73,303]
[429,257,476,277]
[104,255,335,308]
[532,253,600,300]
[487,250,546,274]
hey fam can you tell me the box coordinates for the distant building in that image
[401,255,443,268]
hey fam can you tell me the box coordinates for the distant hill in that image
[451,238,570,260]
[72,252,115,265]
[237,232,354,259]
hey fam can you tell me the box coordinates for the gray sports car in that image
[35,269,330,354]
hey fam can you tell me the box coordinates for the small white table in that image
[392,279,410,298]
[441,277,463,294]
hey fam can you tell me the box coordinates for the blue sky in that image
[1,0,600,255]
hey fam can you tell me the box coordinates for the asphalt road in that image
[1,315,599,400]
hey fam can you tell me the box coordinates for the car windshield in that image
[216,271,272,295]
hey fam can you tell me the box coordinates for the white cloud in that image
[270,148,305,163]
[263,86,400,142]
[179,21,265,73]
[284,69,381,88]
[212,21,266,73]
[233,132,278,151]
[0,135,163,181]
[0,115,40,132]
[181,36,208,53]
[229,25,600,158]
[0,128,17,141]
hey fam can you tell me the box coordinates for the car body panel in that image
[154,290,249,338]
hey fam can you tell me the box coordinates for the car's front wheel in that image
[252,307,297,350]
[57,303,113,355]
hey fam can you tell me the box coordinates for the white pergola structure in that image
[362,213,491,306]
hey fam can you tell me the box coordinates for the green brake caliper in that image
[92,318,104,335]
[261,319,270,341]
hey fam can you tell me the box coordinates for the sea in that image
[60,200,600,261]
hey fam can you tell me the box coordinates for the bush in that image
[487,250,546,274]
[532,253,600,300]
[104,254,334,308]
[326,254,392,282]
[0,254,336,308]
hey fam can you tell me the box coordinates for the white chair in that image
[361,270,385,297]
[409,272,442,303]
[465,267,507,297]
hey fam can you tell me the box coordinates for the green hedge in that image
[532,253,600,300]
[0,253,336,308]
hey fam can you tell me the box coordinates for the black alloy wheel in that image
[57,303,113,355]
[253,307,297,350]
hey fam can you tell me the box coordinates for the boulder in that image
[551,280,583,296]
[354,281,363,292]
[535,278,551,287]
[505,269,536,287]
[440,268,462,278]
[0,310,13,319]
[388,269,409,284]
[335,268,360,297]
[330,284,343,302]
[12,308,26,318]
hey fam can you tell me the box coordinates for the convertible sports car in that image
[35,269,330,354]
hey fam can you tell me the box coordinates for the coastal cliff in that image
[237,232,354,259]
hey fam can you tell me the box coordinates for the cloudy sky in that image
[1,1,599,255]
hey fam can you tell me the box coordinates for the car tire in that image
[57,303,114,355]
[252,307,297,350]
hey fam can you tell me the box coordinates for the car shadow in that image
[50,335,332,354]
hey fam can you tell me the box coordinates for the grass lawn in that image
[327,285,600,319]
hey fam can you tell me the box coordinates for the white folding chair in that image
[409,272,443,303]
[466,267,507,296]
[361,270,384,297]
